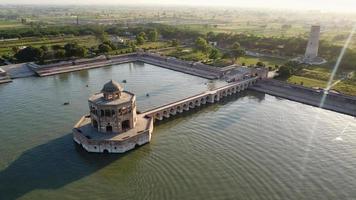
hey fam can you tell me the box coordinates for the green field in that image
[0,20,27,30]
[286,66,356,96]
[287,75,330,88]
[237,55,286,68]
[332,81,356,96]
[138,41,170,50]
[0,35,100,56]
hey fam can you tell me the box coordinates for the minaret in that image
[304,25,320,61]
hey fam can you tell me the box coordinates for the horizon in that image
[0,0,356,14]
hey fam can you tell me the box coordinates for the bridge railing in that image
[142,77,258,116]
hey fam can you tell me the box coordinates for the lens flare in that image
[319,25,356,108]
[299,25,355,178]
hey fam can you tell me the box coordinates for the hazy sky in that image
[1,0,356,13]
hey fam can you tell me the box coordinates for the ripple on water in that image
[1,63,356,200]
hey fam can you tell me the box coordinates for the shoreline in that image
[30,52,222,80]
[2,53,356,117]
[250,79,356,117]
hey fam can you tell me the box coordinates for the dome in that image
[101,80,123,93]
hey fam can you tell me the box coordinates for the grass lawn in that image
[287,75,329,88]
[237,55,286,69]
[0,20,27,29]
[155,47,177,55]
[294,68,332,81]
[164,47,208,62]
[287,74,356,96]
[138,41,170,50]
[332,82,356,96]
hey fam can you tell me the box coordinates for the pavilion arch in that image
[92,119,98,129]
[214,95,219,100]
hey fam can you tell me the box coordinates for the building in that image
[110,35,125,45]
[89,80,137,133]
[73,80,153,153]
[223,66,268,83]
[0,67,6,76]
[208,41,218,47]
[0,67,12,84]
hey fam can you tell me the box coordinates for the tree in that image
[40,45,48,52]
[136,36,145,45]
[256,62,265,67]
[11,46,19,54]
[98,43,112,53]
[147,29,158,42]
[136,32,146,45]
[171,39,179,47]
[64,42,87,58]
[195,37,210,54]
[103,40,116,50]
[206,31,215,40]
[14,46,44,62]
[230,42,245,62]
[51,44,62,51]
[209,48,221,60]
[278,65,293,78]
[93,26,107,42]
[54,49,65,58]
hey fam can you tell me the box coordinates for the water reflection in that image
[0,134,140,200]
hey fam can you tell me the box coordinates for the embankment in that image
[250,79,356,117]
[30,52,222,79]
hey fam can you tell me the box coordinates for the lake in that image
[0,62,355,200]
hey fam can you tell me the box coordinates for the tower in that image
[304,25,320,61]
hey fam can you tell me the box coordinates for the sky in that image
[1,0,356,13]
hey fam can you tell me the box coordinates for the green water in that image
[0,62,355,200]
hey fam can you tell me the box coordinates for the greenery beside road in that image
[0,23,355,96]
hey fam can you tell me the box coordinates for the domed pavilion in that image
[73,80,153,153]
[88,80,137,133]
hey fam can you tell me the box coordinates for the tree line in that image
[1,23,355,71]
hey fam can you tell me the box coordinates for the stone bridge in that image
[142,77,259,121]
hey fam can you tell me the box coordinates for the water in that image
[0,62,355,200]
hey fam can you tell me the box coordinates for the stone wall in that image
[250,79,356,116]
[73,117,153,153]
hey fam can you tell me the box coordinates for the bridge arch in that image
[214,95,219,101]
[189,101,194,108]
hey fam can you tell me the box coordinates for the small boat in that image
[122,80,127,83]
[63,102,70,105]
[146,93,150,97]
[86,84,89,87]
